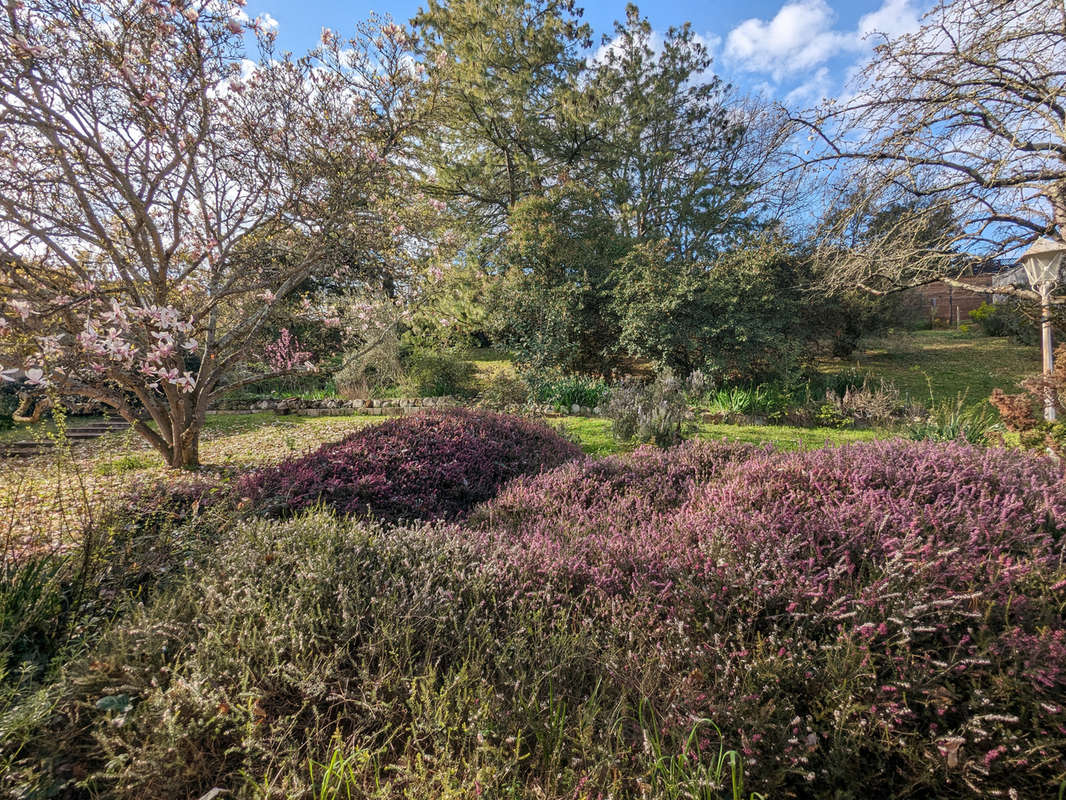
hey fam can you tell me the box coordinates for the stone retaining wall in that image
[208,396,604,417]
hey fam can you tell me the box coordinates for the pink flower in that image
[9,299,34,321]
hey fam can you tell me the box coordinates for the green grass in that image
[820,329,1040,408]
[557,416,885,456]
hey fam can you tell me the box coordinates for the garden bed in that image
[3,431,1063,799]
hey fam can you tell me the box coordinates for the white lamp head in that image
[1021,237,1066,289]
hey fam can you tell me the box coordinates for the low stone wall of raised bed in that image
[207,396,605,417]
[208,396,461,417]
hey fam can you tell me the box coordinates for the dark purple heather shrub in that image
[236,408,583,522]
[471,438,1066,797]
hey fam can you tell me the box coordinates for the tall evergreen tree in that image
[413,0,594,232]
[584,5,756,260]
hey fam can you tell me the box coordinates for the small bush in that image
[0,553,68,680]
[817,377,913,427]
[969,299,1041,343]
[814,400,852,428]
[605,370,692,446]
[402,348,476,397]
[821,366,866,399]
[1,476,226,725]
[93,452,157,475]
[237,408,583,522]
[906,394,1000,444]
[528,372,610,410]
[332,336,404,399]
[477,370,530,408]
[705,383,789,418]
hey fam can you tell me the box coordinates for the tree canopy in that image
[799,0,1066,299]
[0,1,444,466]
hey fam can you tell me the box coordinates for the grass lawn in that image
[467,330,1037,411]
[557,415,884,456]
[819,328,1040,407]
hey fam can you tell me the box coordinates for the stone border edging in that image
[207,396,606,417]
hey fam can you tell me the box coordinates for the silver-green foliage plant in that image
[606,370,695,447]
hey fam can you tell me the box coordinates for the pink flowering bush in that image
[263,329,313,374]
[237,408,583,522]
[468,439,761,595]
[469,439,1066,797]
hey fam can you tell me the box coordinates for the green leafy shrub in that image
[402,348,476,397]
[477,371,530,408]
[969,300,1041,345]
[528,372,609,410]
[814,402,852,428]
[612,239,813,383]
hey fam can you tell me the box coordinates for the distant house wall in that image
[905,275,996,324]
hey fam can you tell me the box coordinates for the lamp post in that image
[1020,237,1066,422]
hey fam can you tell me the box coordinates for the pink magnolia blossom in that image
[9,299,34,321]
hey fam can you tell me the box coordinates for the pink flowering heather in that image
[468,439,761,596]
[468,438,1066,797]
[237,408,583,522]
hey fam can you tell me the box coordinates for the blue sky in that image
[246,0,932,108]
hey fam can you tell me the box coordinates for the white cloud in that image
[784,66,833,105]
[257,12,279,34]
[725,0,855,81]
[724,0,928,82]
[857,0,923,41]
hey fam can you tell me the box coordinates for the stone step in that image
[1,419,132,458]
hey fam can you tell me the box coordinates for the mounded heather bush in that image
[236,408,582,522]
[469,439,1066,798]
[468,439,761,594]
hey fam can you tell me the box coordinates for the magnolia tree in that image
[795,0,1066,299]
[0,0,442,467]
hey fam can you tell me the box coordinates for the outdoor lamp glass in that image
[1020,237,1066,422]
[1021,238,1066,289]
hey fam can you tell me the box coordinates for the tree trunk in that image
[132,413,202,469]
[171,436,200,469]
